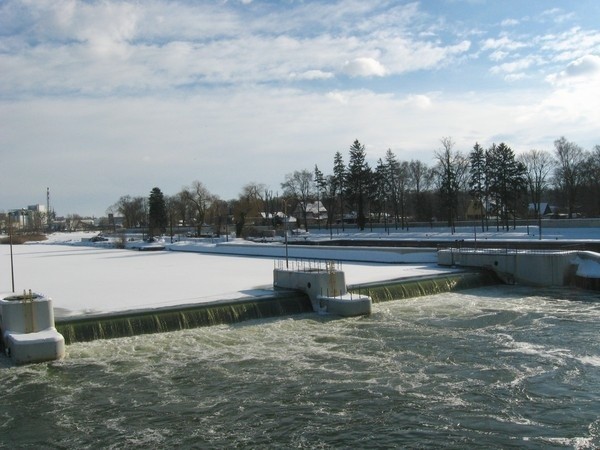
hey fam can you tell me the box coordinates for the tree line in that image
[108,136,600,237]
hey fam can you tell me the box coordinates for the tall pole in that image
[47,187,50,232]
[9,214,15,292]
[284,201,289,268]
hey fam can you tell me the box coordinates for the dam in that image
[3,231,600,362]
[437,247,600,288]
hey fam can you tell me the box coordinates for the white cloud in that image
[291,70,334,81]
[490,50,508,61]
[540,8,575,24]
[546,54,600,85]
[501,18,519,27]
[481,35,527,52]
[1,0,599,215]
[404,94,433,110]
[0,0,477,96]
[343,57,387,77]
[516,56,600,136]
[490,57,535,75]
[562,54,600,77]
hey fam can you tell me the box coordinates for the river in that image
[1,285,599,449]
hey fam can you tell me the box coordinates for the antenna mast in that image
[47,187,51,232]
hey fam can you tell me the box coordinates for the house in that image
[466,199,486,220]
[294,201,328,223]
[528,203,555,217]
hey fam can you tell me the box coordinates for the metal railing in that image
[274,258,342,273]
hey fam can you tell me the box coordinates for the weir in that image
[273,259,372,316]
[56,292,312,344]
[54,271,499,344]
[348,271,500,303]
[438,248,600,288]
[0,291,65,364]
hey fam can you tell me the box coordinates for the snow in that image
[2,226,600,318]
[0,232,452,318]
[574,258,600,278]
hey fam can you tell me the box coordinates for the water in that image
[1,286,599,449]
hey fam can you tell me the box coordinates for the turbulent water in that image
[1,286,599,449]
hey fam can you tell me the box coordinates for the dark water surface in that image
[1,286,599,449]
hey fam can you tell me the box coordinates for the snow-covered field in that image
[2,227,599,318]
[0,232,450,317]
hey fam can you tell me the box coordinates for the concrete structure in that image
[0,291,65,365]
[438,248,600,287]
[273,260,372,316]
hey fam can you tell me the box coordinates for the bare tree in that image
[182,181,216,236]
[434,137,463,232]
[111,195,147,229]
[581,145,600,216]
[281,169,315,231]
[519,149,553,219]
[233,182,267,236]
[553,137,587,218]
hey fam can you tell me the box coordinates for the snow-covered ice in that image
[2,226,600,318]
[0,233,452,317]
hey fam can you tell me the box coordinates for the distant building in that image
[528,203,556,217]
[294,201,328,224]
[7,205,47,230]
[466,200,486,220]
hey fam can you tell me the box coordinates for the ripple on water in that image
[1,286,599,448]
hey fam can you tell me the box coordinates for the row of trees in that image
[109,136,600,237]
[110,181,227,237]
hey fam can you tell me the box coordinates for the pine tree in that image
[384,149,400,229]
[314,165,326,229]
[468,142,487,231]
[332,151,346,230]
[148,187,168,236]
[487,143,527,230]
[346,139,371,230]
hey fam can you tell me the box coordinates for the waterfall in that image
[55,272,500,344]
[56,292,312,344]
[349,271,500,303]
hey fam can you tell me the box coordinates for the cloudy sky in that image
[2,0,599,217]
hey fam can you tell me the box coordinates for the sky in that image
[1,0,599,217]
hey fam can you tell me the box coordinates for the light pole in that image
[9,213,15,292]
[284,201,289,268]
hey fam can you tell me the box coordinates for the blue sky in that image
[1,0,599,216]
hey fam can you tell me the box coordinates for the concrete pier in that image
[273,260,372,316]
[438,248,600,287]
[0,291,65,364]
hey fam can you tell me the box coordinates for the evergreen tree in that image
[468,142,487,231]
[332,151,346,230]
[487,143,527,230]
[314,165,327,229]
[345,139,371,230]
[384,149,401,229]
[148,187,167,236]
[373,158,389,228]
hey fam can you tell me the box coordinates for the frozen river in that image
[0,241,454,317]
